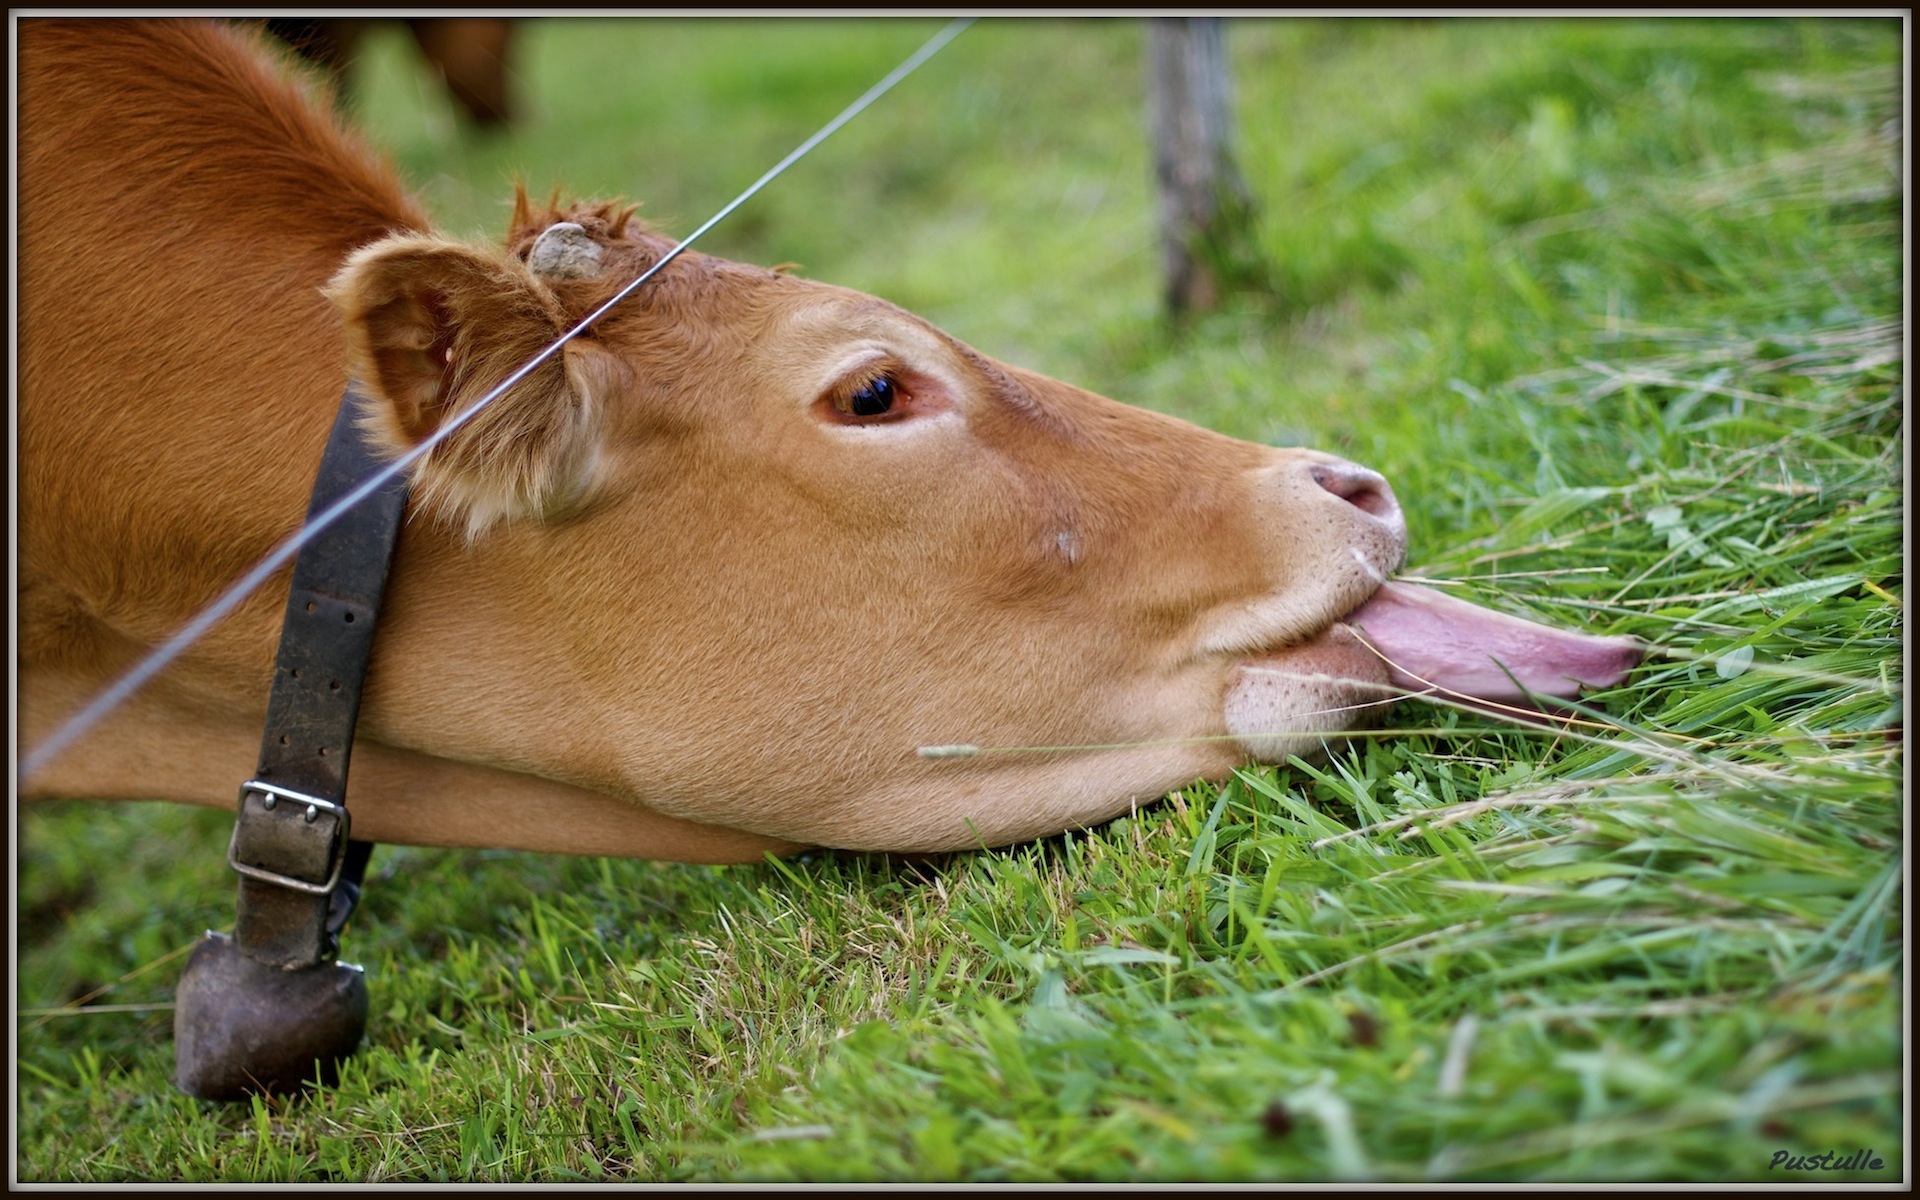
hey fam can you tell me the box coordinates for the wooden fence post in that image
[1146,17,1262,319]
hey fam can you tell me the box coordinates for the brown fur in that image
[19,19,1410,858]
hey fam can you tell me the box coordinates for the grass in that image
[13,15,1905,1184]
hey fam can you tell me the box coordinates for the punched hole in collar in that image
[305,601,316,613]
[343,612,355,623]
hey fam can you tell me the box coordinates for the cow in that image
[263,17,517,126]
[17,19,1638,870]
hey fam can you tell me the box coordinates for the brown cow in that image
[17,20,1636,861]
[264,18,516,126]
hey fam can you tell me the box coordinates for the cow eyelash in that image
[827,365,908,422]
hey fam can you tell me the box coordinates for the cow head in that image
[321,194,1464,852]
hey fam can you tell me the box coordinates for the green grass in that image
[14,16,1904,1183]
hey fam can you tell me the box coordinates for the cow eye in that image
[835,374,898,419]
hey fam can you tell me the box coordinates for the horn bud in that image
[527,221,604,279]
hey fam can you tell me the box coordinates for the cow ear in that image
[326,234,626,537]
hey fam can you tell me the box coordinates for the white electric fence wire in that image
[20,18,975,783]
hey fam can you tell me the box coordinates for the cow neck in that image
[226,382,408,970]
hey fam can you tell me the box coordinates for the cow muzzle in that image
[1307,457,1405,540]
[1260,452,1410,587]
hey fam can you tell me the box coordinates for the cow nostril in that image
[1311,463,1401,523]
[1347,483,1398,520]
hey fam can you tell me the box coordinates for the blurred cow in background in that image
[265,17,517,127]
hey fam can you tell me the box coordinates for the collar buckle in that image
[226,780,352,895]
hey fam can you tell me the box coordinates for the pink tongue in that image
[1341,582,1640,706]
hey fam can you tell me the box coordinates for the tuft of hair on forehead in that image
[502,184,695,320]
[507,184,644,255]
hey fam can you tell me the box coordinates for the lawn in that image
[13,16,1905,1183]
